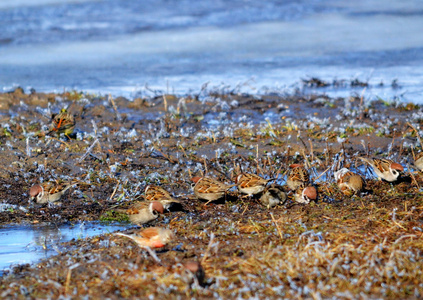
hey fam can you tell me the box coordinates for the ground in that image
[0,85,422,298]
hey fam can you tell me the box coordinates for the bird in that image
[125,201,164,225]
[192,176,235,204]
[334,168,364,196]
[182,261,206,287]
[235,173,275,197]
[48,108,75,138]
[259,185,287,208]
[359,157,404,182]
[414,152,423,171]
[144,185,181,210]
[293,184,317,204]
[114,227,174,249]
[286,164,310,191]
[29,181,78,204]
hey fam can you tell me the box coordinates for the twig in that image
[408,167,420,189]
[187,154,230,179]
[358,87,367,120]
[178,144,189,158]
[64,263,80,294]
[314,166,331,182]
[301,149,310,168]
[325,140,330,167]
[274,164,284,182]
[202,232,216,264]
[393,234,417,245]
[394,234,417,244]
[78,139,99,163]
[266,156,272,174]
[241,204,249,215]
[91,120,102,152]
[108,180,120,202]
[270,213,283,240]
[309,140,315,163]
[65,268,72,294]
[26,137,31,158]
[411,147,416,163]
[48,136,71,148]
[256,158,264,176]
[407,122,422,148]
[91,119,98,135]
[298,135,308,151]
[203,158,208,175]
[388,136,395,156]
[152,148,178,163]
[398,139,404,159]
[109,94,121,121]
[256,144,259,160]
[163,95,168,111]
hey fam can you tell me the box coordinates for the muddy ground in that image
[0,85,422,298]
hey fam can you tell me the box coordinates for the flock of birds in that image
[25,107,419,284]
[29,156,409,218]
[29,108,415,211]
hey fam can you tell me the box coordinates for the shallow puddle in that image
[0,221,130,275]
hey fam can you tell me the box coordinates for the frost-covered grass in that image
[1,186,423,298]
[1,88,423,298]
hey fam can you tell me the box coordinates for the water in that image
[0,0,423,102]
[0,221,131,275]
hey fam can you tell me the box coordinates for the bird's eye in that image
[392,170,398,176]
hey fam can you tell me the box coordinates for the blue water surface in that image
[0,0,422,102]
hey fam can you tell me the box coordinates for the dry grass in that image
[1,88,423,298]
[1,184,423,298]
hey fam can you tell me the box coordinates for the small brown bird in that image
[144,185,181,210]
[286,164,310,191]
[334,168,364,196]
[48,108,75,138]
[126,201,164,225]
[235,173,275,197]
[182,261,206,287]
[359,157,403,182]
[115,227,174,249]
[192,176,235,204]
[293,185,317,204]
[29,181,77,204]
[259,185,287,208]
[414,152,423,171]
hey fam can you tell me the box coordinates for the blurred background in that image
[0,0,422,101]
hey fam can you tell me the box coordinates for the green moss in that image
[3,127,11,137]
[230,138,246,148]
[99,210,129,222]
